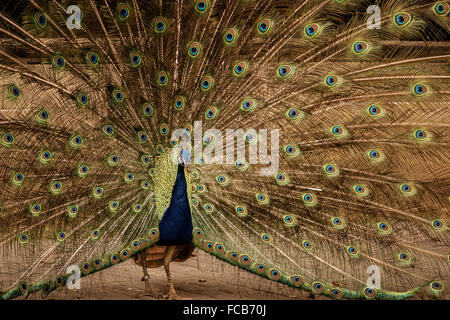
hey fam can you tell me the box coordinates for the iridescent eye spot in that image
[174,96,186,111]
[325,75,340,88]
[201,76,214,91]
[285,107,304,122]
[51,54,65,69]
[394,12,412,27]
[367,149,383,162]
[18,233,29,244]
[269,268,281,280]
[12,172,25,186]
[346,246,359,256]
[398,253,411,263]
[330,125,345,137]
[102,124,114,137]
[57,231,66,242]
[302,193,317,206]
[33,11,47,27]
[255,192,269,204]
[188,42,202,58]
[137,131,148,143]
[205,106,219,120]
[302,240,313,251]
[160,123,169,136]
[352,41,369,54]
[195,0,209,13]
[223,28,238,46]
[154,16,167,33]
[86,51,99,66]
[399,183,415,196]
[117,3,130,20]
[129,50,142,67]
[142,102,154,117]
[277,65,294,79]
[233,61,249,77]
[8,84,21,100]
[257,18,273,35]
[304,24,320,38]
[93,187,103,199]
[1,132,14,147]
[68,205,79,218]
[312,282,324,294]
[433,2,448,15]
[353,184,369,197]
[30,203,42,217]
[50,181,62,194]
[283,215,296,226]
[413,83,429,96]
[430,281,444,291]
[364,288,376,298]
[431,219,446,231]
[157,71,169,87]
[76,92,89,106]
[291,275,303,287]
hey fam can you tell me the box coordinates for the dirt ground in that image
[27,249,320,300]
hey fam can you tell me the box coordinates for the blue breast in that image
[158,165,193,245]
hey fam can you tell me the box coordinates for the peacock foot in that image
[136,290,163,299]
[163,289,191,300]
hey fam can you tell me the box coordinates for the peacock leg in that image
[163,245,188,300]
[136,250,162,299]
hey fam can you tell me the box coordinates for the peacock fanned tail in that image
[0,0,449,300]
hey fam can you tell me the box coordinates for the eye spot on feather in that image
[75,92,89,106]
[302,240,314,251]
[51,54,66,70]
[431,219,446,231]
[304,23,320,38]
[353,184,369,197]
[50,180,62,194]
[256,18,273,35]
[255,193,269,205]
[223,28,239,46]
[302,193,317,206]
[312,282,325,294]
[330,125,347,138]
[346,246,359,257]
[18,233,29,244]
[56,231,66,242]
[283,215,297,227]
[364,287,377,299]
[1,132,14,147]
[325,75,341,88]
[331,217,345,229]
[233,61,249,77]
[285,107,304,122]
[394,12,412,27]
[291,275,303,287]
[68,205,79,218]
[399,183,416,196]
[117,3,131,21]
[201,75,214,92]
[412,83,429,96]
[331,288,343,299]
[137,131,148,143]
[268,268,282,281]
[195,0,210,13]
[433,2,449,15]
[154,16,167,33]
[323,163,339,177]
[33,11,47,28]
[367,148,384,162]
[352,41,369,55]
[7,84,21,100]
[12,172,25,186]
[398,252,412,264]
[205,106,219,120]
[430,281,444,292]
[129,50,142,67]
[30,203,42,217]
[92,187,104,199]
[107,154,120,166]
[187,41,202,59]
[86,51,99,66]
[367,104,384,118]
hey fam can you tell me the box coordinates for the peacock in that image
[0,0,448,300]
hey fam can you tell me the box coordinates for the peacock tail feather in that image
[0,0,449,300]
